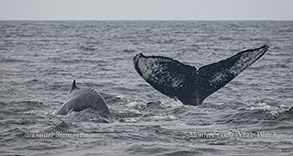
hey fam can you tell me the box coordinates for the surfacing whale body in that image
[56,80,110,117]
[133,45,269,106]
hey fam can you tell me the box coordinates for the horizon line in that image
[0,19,293,22]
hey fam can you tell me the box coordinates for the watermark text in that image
[24,132,88,139]
[185,131,277,139]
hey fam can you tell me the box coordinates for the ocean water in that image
[0,21,293,156]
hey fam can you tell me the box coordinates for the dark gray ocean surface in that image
[0,21,293,156]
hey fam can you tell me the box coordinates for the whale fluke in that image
[133,45,269,106]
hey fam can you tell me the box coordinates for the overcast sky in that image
[0,0,292,20]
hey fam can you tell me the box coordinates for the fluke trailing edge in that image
[133,45,269,106]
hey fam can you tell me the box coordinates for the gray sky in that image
[1,0,293,20]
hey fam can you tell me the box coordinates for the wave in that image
[0,57,30,63]
[216,102,293,127]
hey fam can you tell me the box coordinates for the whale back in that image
[56,81,110,116]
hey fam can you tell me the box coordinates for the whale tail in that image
[133,45,269,106]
